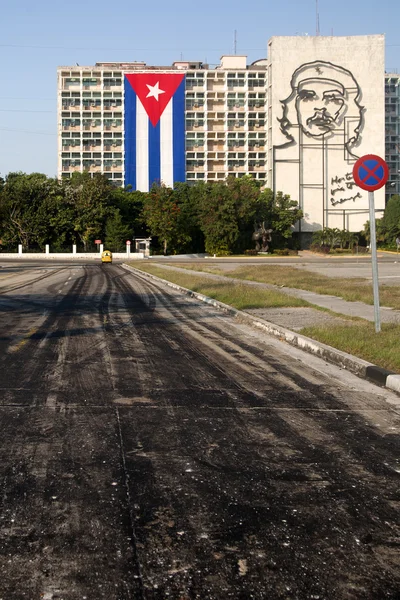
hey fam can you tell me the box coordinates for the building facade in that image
[58,34,393,233]
[57,56,268,190]
[385,73,400,200]
[268,35,385,234]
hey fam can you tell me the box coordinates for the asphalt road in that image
[0,263,399,599]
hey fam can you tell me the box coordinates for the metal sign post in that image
[353,154,389,334]
[368,191,381,333]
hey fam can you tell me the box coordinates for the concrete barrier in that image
[0,252,145,260]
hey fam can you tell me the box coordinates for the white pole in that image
[18,244,23,255]
[45,244,49,254]
[72,244,77,254]
[368,191,381,333]
[99,244,104,254]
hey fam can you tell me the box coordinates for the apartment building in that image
[385,73,400,200]
[58,35,396,235]
[57,55,268,189]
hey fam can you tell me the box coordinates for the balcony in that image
[208,163,225,172]
[207,143,225,152]
[207,81,225,92]
[208,121,225,132]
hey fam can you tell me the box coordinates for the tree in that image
[259,189,303,248]
[142,183,187,255]
[173,182,204,253]
[110,186,147,238]
[63,172,114,250]
[0,172,53,249]
[311,229,329,247]
[105,210,132,251]
[195,182,239,255]
[380,194,400,244]
[324,228,341,248]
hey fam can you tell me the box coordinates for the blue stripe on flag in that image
[148,119,161,188]
[124,79,136,190]
[173,78,186,185]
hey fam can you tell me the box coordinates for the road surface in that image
[0,263,399,599]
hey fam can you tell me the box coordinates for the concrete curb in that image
[122,264,399,394]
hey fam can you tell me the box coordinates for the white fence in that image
[0,244,144,260]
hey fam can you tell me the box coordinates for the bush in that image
[352,246,369,254]
[310,243,331,254]
[272,248,298,256]
[244,249,259,256]
[330,248,352,254]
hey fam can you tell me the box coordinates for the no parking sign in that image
[353,154,389,192]
[352,154,389,333]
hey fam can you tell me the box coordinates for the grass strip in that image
[131,263,309,310]
[131,262,400,373]
[167,263,400,311]
[300,322,400,373]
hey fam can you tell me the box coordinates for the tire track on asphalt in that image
[0,268,90,597]
[135,273,400,490]
[0,266,144,599]
[36,264,143,598]
[112,267,400,597]
[0,266,70,295]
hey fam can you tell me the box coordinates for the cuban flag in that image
[124,73,186,191]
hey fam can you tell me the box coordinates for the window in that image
[82,78,98,87]
[65,78,80,86]
[186,73,204,88]
[104,78,122,87]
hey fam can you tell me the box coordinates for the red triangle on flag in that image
[125,73,185,127]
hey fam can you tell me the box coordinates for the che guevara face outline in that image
[278,60,364,152]
[295,77,346,138]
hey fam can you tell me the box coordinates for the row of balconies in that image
[62,103,121,110]
[61,142,264,151]
[62,124,123,131]
[62,159,265,169]
[62,81,267,93]
[187,164,266,172]
[61,123,265,132]
[186,81,265,88]
[60,102,265,111]
[61,162,123,168]
[61,89,264,98]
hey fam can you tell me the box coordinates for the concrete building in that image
[58,34,391,236]
[385,73,400,200]
[268,35,385,236]
[57,56,268,189]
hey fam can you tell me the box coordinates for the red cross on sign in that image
[353,154,389,192]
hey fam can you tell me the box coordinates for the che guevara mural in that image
[269,35,385,235]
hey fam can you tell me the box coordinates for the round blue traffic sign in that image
[353,154,389,192]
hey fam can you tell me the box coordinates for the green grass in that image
[301,322,400,373]
[166,263,400,310]
[131,263,309,310]
[131,262,400,373]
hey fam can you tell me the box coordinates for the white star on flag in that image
[146,82,165,101]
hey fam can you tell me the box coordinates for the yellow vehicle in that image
[101,250,113,264]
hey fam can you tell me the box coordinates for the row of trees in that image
[312,196,400,252]
[375,194,400,246]
[0,172,302,255]
[311,228,362,251]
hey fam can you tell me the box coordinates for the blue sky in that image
[1,0,399,178]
